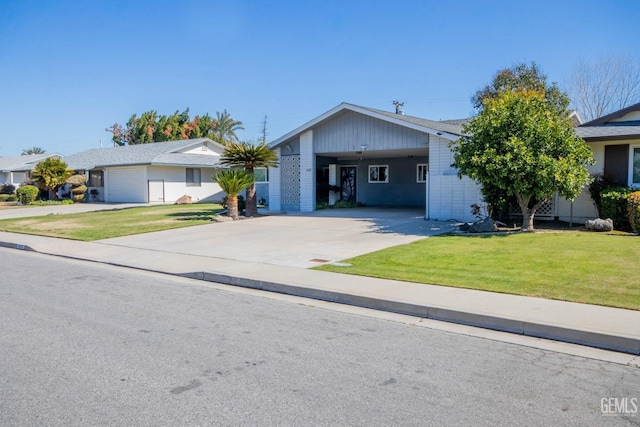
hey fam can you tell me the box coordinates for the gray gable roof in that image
[64,138,223,170]
[576,102,640,141]
[270,102,466,148]
[0,153,59,172]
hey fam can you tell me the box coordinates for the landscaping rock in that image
[175,195,192,205]
[467,217,498,233]
[585,218,613,232]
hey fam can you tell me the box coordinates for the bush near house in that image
[600,187,633,230]
[628,191,640,233]
[66,174,87,202]
[16,185,39,204]
[0,194,18,202]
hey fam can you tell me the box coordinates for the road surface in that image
[1,248,638,426]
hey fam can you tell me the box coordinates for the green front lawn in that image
[317,232,640,310]
[0,204,223,241]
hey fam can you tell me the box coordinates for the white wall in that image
[299,130,315,212]
[428,136,483,222]
[147,166,224,203]
[268,147,282,211]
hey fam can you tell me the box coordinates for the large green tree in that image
[212,169,255,220]
[106,108,233,146]
[219,141,278,216]
[31,157,73,200]
[212,110,244,142]
[469,62,574,218]
[452,89,594,231]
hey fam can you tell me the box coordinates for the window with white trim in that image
[254,167,269,183]
[632,146,640,186]
[186,168,201,186]
[417,164,428,183]
[368,165,388,183]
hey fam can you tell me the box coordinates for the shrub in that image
[16,185,39,204]
[0,194,10,202]
[601,187,633,230]
[588,173,619,217]
[0,183,15,194]
[628,191,640,233]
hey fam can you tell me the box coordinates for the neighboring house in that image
[0,153,60,188]
[267,102,483,222]
[63,138,225,203]
[557,102,640,222]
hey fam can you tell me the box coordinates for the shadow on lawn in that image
[167,210,223,221]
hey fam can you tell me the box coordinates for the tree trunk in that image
[227,195,239,220]
[516,193,550,231]
[245,183,257,217]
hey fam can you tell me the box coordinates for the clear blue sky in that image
[0,0,638,156]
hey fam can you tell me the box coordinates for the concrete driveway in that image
[99,208,456,268]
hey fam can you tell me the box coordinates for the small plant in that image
[0,194,10,202]
[0,184,15,194]
[628,191,640,233]
[470,203,489,219]
[16,185,39,204]
[601,187,633,230]
[331,200,365,209]
[588,173,619,217]
[258,197,266,206]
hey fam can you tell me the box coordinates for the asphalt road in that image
[1,248,639,426]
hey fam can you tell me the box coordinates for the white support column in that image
[328,164,338,205]
[269,147,282,212]
[299,130,315,212]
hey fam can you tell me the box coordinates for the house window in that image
[89,170,103,187]
[186,168,201,186]
[368,165,388,183]
[632,146,640,186]
[254,167,269,182]
[417,164,428,183]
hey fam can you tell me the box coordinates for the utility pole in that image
[260,115,268,143]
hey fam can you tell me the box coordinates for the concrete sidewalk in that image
[1,230,639,356]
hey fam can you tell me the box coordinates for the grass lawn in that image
[317,232,640,310]
[0,204,223,241]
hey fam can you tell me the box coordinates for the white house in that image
[0,153,60,188]
[267,103,483,222]
[63,138,225,203]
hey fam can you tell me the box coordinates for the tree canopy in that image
[106,108,243,146]
[31,157,73,200]
[453,89,594,231]
[569,54,640,121]
[472,62,569,115]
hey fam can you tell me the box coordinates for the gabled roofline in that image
[269,103,460,149]
[165,137,225,153]
[580,102,640,126]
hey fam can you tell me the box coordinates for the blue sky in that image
[0,0,638,156]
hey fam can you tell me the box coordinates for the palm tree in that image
[219,141,278,216]
[22,146,46,155]
[212,169,255,220]
[212,110,244,142]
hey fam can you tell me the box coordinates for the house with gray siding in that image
[267,103,483,222]
[0,153,60,188]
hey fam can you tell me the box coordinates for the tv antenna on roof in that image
[393,101,405,115]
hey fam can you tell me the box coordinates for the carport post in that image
[425,171,430,220]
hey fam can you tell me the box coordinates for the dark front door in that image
[604,144,629,186]
[340,166,357,202]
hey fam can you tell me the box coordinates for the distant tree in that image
[470,62,572,218]
[212,170,255,220]
[219,141,279,217]
[569,54,640,121]
[453,89,594,231]
[31,157,73,200]
[106,108,221,145]
[212,110,244,142]
[21,146,46,155]
[472,62,569,115]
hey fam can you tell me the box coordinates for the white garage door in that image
[106,167,147,203]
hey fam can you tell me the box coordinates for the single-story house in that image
[0,153,60,188]
[266,102,483,222]
[561,102,640,221]
[63,138,225,203]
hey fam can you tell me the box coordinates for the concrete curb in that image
[0,241,35,252]
[183,271,640,356]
